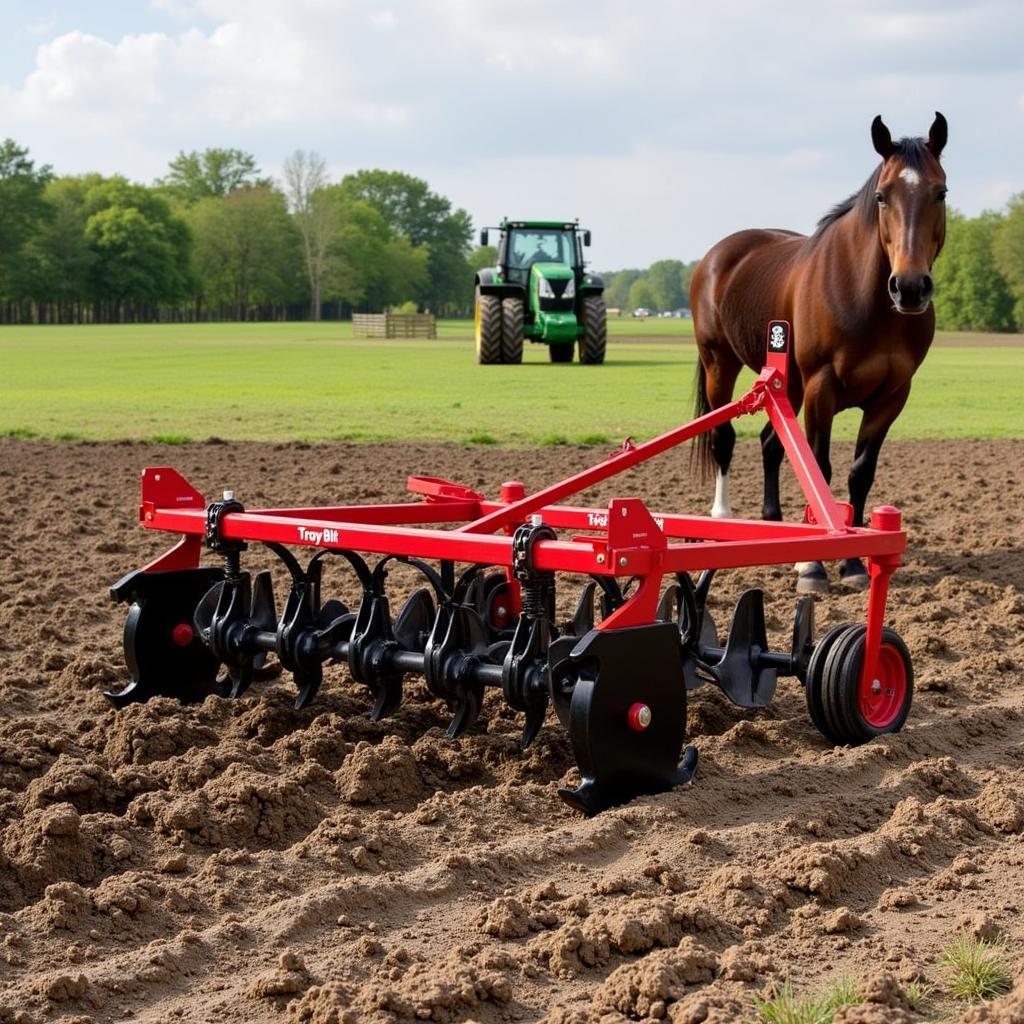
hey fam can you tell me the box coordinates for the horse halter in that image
[871,112,948,314]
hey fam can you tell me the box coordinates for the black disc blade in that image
[393,588,436,652]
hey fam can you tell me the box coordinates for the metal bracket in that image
[204,496,247,557]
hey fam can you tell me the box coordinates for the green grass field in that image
[2,320,1022,445]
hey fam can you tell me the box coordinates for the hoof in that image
[838,558,870,591]
[796,563,829,596]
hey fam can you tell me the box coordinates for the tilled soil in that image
[1,436,1022,1024]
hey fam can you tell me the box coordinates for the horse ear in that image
[927,111,948,158]
[871,115,895,159]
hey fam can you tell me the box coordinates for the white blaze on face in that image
[899,167,921,188]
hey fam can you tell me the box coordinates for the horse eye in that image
[936,189,947,202]
[874,192,886,206]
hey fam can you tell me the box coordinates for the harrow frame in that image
[109,321,910,814]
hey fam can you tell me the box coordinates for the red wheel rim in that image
[858,642,907,728]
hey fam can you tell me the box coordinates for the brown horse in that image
[691,113,948,594]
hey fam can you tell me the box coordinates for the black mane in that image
[812,137,932,239]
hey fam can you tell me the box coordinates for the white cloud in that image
[0,0,1021,264]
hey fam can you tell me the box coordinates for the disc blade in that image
[293,666,323,710]
[393,588,436,653]
[250,571,277,631]
[193,581,224,638]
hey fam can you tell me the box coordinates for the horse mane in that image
[810,137,932,242]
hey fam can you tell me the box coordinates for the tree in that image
[283,149,336,321]
[627,278,656,312]
[159,148,267,203]
[932,210,1016,331]
[468,245,497,272]
[189,187,300,318]
[646,259,686,312]
[604,269,642,311]
[318,188,428,311]
[81,176,192,316]
[0,139,53,300]
[679,260,699,306]
[340,170,472,311]
[21,177,95,319]
[993,192,1024,326]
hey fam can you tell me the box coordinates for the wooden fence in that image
[352,313,437,339]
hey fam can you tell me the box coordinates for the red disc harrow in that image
[108,321,913,815]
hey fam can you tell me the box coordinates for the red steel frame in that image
[135,328,904,695]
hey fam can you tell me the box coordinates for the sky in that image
[1,0,1022,269]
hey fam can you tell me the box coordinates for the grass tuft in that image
[54,430,83,442]
[754,977,862,1024]
[537,432,571,446]
[577,432,610,446]
[150,434,192,445]
[939,934,1012,1002]
[466,431,498,445]
[2,427,39,439]
[903,979,933,1012]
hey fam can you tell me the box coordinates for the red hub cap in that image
[859,642,906,728]
[627,703,652,732]
[171,622,195,647]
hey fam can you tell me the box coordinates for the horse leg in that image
[760,423,785,521]
[705,354,743,517]
[795,370,837,595]
[838,383,912,589]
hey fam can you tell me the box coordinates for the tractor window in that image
[507,230,577,270]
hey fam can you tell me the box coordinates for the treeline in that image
[0,140,478,324]
[599,260,699,313]
[932,203,1024,332]
[3,134,1024,331]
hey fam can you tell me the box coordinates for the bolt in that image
[773,378,782,390]
[627,703,652,732]
[223,489,235,501]
[871,679,882,695]
[618,556,628,567]
[496,605,507,618]
[530,513,543,527]
[620,507,628,517]
[596,553,606,565]
[172,623,195,647]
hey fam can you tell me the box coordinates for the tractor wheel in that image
[501,297,524,364]
[549,344,574,363]
[475,289,502,364]
[580,295,607,364]
[819,625,913,744]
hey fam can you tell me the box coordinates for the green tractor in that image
[474,219,607,365]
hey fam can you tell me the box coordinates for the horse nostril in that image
[887,275,900,299]
[921,274,934,301]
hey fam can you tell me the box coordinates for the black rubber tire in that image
[475,289,501,364]
[821,625,914,745]
[580,295,607,364]
[501,297,524,364]
[804,622,856,745]
[549,343,574,363]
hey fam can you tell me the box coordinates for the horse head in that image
[870,112,948,314]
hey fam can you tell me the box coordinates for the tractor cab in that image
[499,224,583,288]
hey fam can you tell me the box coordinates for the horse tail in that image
[690,357,714,481]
